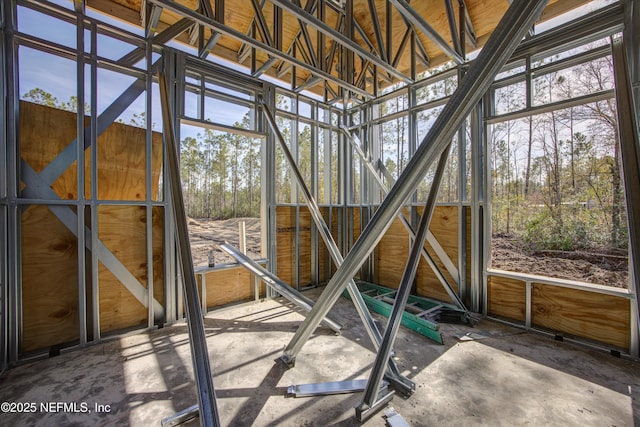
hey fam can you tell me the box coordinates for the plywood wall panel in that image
[487,276,526,322]
[374,211,410,289]
[97,122,163,201]
[19,101,165,349]
[318,207,331,283]
[21,205,79,352]
[98,206,149,333]
[203,267,254,309]
[298,207,312,287]
[532,284,630,350]
[19,101,162,201]
[276,205,295,286]
[375,206,461,297]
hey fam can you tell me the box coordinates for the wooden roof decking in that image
[84,0,592,98]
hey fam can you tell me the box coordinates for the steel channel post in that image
[624,0,640,359]
[145,37,155,329]
[0,203,5,373]
[75,7,87,346]
[1,0,8,368]
[357,145,451,421]
[457,66,468,305]
[159,72,220,427]
[625,0,640,113]
[5,0,19,363]
[262,84,278,285]
[282,0,550,363]
[175,53,185,319]
[262,103,414,392]
[525,281,532,328]
[342,127,467,312]
[612,37,640,358]
[311,106,318,286]
[89,20,100,341]
[163,53,176,322]
[474,98,486,315]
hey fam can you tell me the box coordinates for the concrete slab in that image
[0,288,638,426]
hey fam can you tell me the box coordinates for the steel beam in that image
[269,0,411,84]
[611,37,640,356]
[74,0,84,13]
[367,0,387,63]
[342,127,466,311]
[510,2,623,64]
[219,244,343,333]
[119,17,192,66]
[262,103,414,395]
[294,0,319,68]
[389,0,464,64]
[145,5,163,38]
[392,26,411,69]
[444,0,462,55]
[199,32,221,58]
[159,72,220,427]
[282,0,549,363]
[251,0,274,47]
[357,146,450,421]
[460,0,477,49]
[147,0,371,98]
[287,379,385,397]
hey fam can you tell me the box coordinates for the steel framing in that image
[159,71,221,427]
[263,101,415,395]
[283,0,551,364]
[343,127,466,311]
[1,0,176,363]
[0,0,7,374]
[219,243,342,333]
[481,2,638,357]
[0,0,637,413]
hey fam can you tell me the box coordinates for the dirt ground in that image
[490,235,629,289]
[188,217,262,267]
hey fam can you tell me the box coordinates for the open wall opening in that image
[179,123,263,267]
[488,35,629,289]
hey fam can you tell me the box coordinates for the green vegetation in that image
[490,46,627,252]
[180,119,261,219]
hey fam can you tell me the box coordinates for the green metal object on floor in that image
[343,281,466,345]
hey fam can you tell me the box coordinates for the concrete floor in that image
[1,288,639,426]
